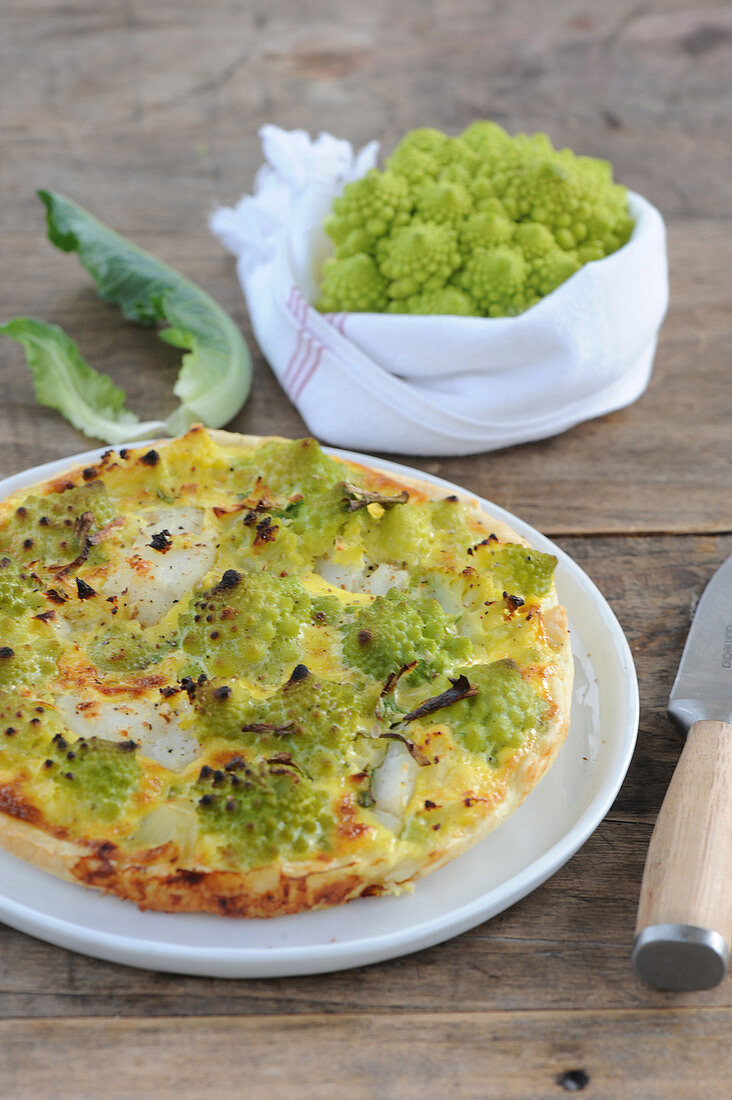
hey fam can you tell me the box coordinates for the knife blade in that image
[632,553,732,990]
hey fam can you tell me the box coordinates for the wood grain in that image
[2,0,731,1096]
[0,1010,729,1099]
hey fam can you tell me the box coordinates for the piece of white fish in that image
[103,507,215,627]
[371,739,419,826]
[315,556,408,596]
[54,692,201,772]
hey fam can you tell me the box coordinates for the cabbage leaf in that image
[1,191,251,443]
[0,318,168,444]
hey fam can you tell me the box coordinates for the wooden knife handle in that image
[633,720,732,990]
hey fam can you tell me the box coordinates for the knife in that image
[632,553,732,990]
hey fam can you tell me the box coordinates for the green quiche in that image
[0,428,572,916]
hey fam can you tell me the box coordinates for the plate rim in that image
[0,439,639,977]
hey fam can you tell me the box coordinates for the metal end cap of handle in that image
[632,924,730,990]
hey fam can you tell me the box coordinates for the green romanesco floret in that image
[469,174,500,207]
[0,700,60,770]
[458,246,528,317]
[402,287,479,317]
[384,143,438,185]
[0,481,118,569]
[310,594,343,625]
[194,759,334,866]
[461,120,517,163]
[239,437,346,501]
[385,128,449,182]
[512,222,581,296]
[505,155,632,254]
[0,556,46,618]
[88,623,173,676]
[0,618,62,691]
[414,180,472,226]
[221,438,358,568]
[377,222,461,299]
[317,121,633,318]
[459,209,515,251]
[512,222,556,259]
[317,253,389,313]
[472,542,557,599]
[437,161,475,188]
[395,128,450,157]
[341,588,472,684]
[528,247,582,298]
[326,170,411,253]
[438,137,483,177]
[446,659,544,763]
[179,569,311,685]
[194,671,373,781]
[388,129,482,177]
[51,736,140,822]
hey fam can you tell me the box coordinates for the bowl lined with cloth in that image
[211,125,668,457]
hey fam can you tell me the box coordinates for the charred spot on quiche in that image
[0,427,572,918]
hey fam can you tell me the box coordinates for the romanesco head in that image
[317,121,634,318]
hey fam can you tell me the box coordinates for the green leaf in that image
[37,190,251,439]
[0,318,166,444]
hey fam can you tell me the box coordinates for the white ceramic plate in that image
[0,443,638,978]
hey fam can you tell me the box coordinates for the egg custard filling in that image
[0,428,572,917]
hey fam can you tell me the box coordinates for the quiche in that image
[0,427,572,917]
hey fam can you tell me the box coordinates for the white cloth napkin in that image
[211,125,669,456]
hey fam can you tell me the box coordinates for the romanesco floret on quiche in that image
[316,122,633,318]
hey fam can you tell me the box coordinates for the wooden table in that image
[1,1,730,1095]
